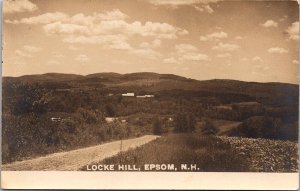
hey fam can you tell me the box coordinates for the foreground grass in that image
[82,133,250,171]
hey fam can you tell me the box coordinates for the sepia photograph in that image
[1,0,299,189]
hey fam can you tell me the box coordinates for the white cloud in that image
[163,57,179,64]
[75,54,90,62]
[23,45,42,53]
[15,50,32,58]
[52,52,64,58]
[14,45,41,58]
[200,31,228,41]
[174,43,210,62]
[180,52,210,61]
[261,20,278,28]
[175,44,198,53]
[5,10,127,25]
[268,47,288,54]
[8,10,188,40]
[292,60,299,65]
[104,41,132,50]
[147,0,221,6]
[96,9,129,21]
[255,64,270,71]
[43,22,89,35]
[3,0,37,14]
[235,36,244,40]
[130,48,162,60]
[6,12,69,24]
[279,15,288,22]
[139,39,161,48]
[216,53,231,58]
[194,5,214,14]
[212,42,239,51]
[286,22,299,41]
[252,56,263,62]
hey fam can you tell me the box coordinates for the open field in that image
[2,135,159,171]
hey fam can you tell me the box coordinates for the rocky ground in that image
[219,136,298,172]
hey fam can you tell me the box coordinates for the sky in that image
[2,0,299,84]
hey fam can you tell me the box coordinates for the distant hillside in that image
[3,72,299,106]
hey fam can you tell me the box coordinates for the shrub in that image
[201,119,219,135]
[229,116,283,140]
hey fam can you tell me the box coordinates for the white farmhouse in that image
[122,93,135,97]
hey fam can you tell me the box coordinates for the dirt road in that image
[2,135,159,171]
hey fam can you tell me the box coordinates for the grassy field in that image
[82,134,250,171]
[82,134,298,172]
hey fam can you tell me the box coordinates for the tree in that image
[174,112,197,133]
[153,117,162,135]
[201,119,219,135]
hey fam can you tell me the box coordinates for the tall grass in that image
[83,133,250,171]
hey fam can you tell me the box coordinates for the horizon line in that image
[2,72,299,85]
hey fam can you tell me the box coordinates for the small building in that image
[136,94,154,98]
[105,117,118,123]
[51,117,62,122]
[122,93,135,97]
[108,93,114,96]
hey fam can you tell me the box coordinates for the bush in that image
[153,117,162,135]
[174,112,196,133]
[201,119,219,135]
[229,116,283,140]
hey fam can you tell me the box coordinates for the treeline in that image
[2,108,145,164]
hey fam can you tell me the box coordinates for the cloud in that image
[14,45,42,58]
[139,39,161,48]
[252,56,263,62]
[3,0,37,14]
[15,50,32,58]
[130,48,162,60]
[43,22,89,35]
[147,0,221,6]
[212,42,239,51]
[261,20,278,28]
[147,0,220,14]
[255,64,270,71]
[6,12,69,24]
[268,47,288,54]
[194,5,214,14]
[216,53,231,58]
[174,43,210,62]
[163,57,179,64]
[7,10,188,40]
[52,52,64,58]
[179,52,210,61]
[235,36,244,40]
[23,45,42,53]
[200,31,228,41]
[286,22,299,41]
[62,34,133,51]
[175,43,198,53]
[292,60,299,65]
[75,54,90,62]
[104,41,132,50]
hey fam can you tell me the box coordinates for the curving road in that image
[2,135,159,171]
